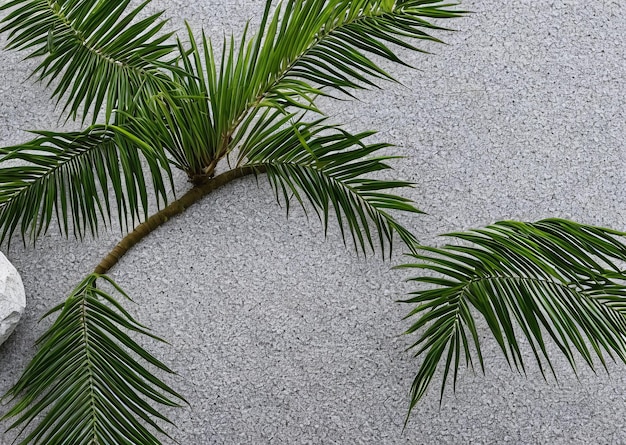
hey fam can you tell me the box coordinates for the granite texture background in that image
[0,1,625,444]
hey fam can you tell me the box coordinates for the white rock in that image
[0,252,25,346]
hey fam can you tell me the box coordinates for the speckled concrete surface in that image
[0,1,625,444]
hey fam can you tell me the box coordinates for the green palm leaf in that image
[0,126,173,245]
[0,0,177,122]
[399,219,626,420]
[172,1,462,170]
[242,116,422,256]
[1,273,185,445]
[124,31,222,181]
[246,0,463,112]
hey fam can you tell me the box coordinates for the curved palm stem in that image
[94,165,263,274]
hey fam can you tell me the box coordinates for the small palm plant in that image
[2,0,626,443]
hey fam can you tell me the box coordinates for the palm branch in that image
[167,0,463,180]
[0,126,174,245]
[399,219,626,419]
[242,115,422,256]
[0,0,177,122]
[1,274,185,444]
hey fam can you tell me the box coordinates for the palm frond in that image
[1,273,185,445]
[171,22,264,170]
[0,126,173,245]
[249,0,464,112]
[172,1,463,167]
[398,218,626,420]
[0,0,177,122]
[243,116,422,256]
[122,29,222,180]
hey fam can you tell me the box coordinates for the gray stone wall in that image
[0,1,625,443]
